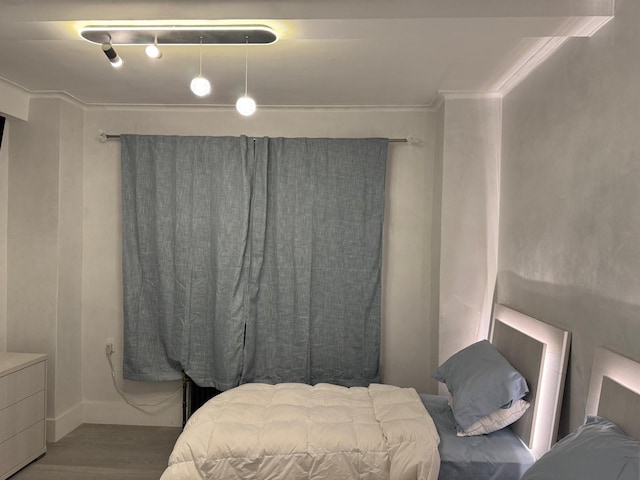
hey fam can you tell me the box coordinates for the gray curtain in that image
[121,134,388,389]
[243,137,388,385]
[121,135,253,389]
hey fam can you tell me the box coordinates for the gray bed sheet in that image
[420,394,536,480]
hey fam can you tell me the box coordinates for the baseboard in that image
[82,400,182,427]
[47,403,83,442]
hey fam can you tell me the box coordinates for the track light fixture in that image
[236,36,256,116]
[81,24,277,109]
[101,42,123,68]
[80,25,277,47]
[190,37,211,97]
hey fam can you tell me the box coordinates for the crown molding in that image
[555,15,614,37]
[438,91,502,101]
[493,15,613,96]
[492,36,569,96]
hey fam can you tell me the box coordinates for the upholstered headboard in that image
[586,347,640,441]
[490,304,571,459]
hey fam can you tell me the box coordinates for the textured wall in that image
[500,0,640,434]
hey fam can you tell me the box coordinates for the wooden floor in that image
[11,424,182,480]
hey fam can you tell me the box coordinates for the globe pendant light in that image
[236,36,256,116]
[145,34,163,59]
[190,37,211,97]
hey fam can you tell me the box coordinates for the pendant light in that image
[236,36,256,116]
[145,34,163,59]
[190,37,211,97]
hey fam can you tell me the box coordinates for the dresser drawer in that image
[0,420,45,478]
[0,361,46,411]
[0,390,45,444]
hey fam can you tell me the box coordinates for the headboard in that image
[586,347,640,441]
[490,304,571,459]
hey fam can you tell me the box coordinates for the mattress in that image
[420,394,535,480]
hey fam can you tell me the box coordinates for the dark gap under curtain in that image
[121,134,388,390]
[0,116,5,149]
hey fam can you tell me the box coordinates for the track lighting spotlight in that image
[102,42,123,68]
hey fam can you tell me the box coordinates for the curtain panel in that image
[121,135,388,389]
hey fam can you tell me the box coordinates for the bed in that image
[160,382,441,479]
[519,346,640,480]
[421,304,571,480]
[160,304,570,480]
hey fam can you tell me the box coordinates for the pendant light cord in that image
[244,36,249,96]
[199,36,203,76]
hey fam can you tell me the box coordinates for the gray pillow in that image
[521,416,640,480]
[433,340,528,431]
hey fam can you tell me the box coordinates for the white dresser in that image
[0,353,47,480]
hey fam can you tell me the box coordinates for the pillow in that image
[521,416,640,480]
[433,340,529,431]
[457,399,530,437]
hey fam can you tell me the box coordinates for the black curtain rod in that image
[98,131,412,144]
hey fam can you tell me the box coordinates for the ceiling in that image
[0,0,614,108]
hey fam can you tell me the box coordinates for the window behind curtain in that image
[0,116,5,149]
[121,135,388,389]
[242,137,388,386]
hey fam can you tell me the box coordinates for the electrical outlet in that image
[106,338,115,355]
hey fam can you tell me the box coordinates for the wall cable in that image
[106,346,182,414]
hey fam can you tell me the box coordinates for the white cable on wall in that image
[105,345,182,414]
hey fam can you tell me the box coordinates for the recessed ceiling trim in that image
[79,25,278,46]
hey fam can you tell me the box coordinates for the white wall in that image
[81,106,437,426]
[437,95,502,371]
[0,81,29,121]
[8,101,61,411]
[54,100,84,438]
[500,0,640,434]
[429,101,444,394]
[0,81,30,353]
[7,97,84,440]
[0,120,7,352]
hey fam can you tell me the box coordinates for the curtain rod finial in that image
[98,130,108,143]
[406,136,421,146]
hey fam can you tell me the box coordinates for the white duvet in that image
[161,383,440,480]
